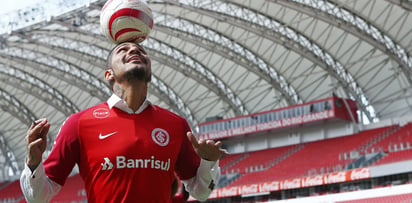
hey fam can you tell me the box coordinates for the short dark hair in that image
[107,45,117,69]
[106,45,118,89]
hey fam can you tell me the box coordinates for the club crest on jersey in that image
[151,128,169,146]
[93,108,110,119]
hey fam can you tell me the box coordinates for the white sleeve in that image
[181,159,220,202]
[20,164,62,203]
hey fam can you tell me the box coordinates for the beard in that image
[114,66,151,83]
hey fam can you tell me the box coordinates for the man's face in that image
[109,42,151,83]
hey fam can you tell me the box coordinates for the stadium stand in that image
[50,174,86,203]
[267,183,412,203]
[219,153,248,174]
[223,126,398,187]
[372,149,412,166]
[365,123,412,153]
[0,174,86,203]
[337,193,412,203]
[0,180,24,202]
[222,145,297,174]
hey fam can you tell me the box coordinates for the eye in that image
[116,46,128,53]
[138,48,147,55]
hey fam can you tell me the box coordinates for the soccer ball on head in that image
[100,0,153,44]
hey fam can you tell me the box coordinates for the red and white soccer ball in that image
[100,0,153,44]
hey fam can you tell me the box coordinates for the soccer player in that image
[21,42,227,202]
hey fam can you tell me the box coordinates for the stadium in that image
[0,0,411,202]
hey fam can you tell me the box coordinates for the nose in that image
[128,45,140,55]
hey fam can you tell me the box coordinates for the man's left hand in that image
[187,132,229,161]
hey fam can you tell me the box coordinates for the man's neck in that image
[113,81,147,112]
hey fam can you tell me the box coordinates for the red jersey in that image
[43,102,200,202]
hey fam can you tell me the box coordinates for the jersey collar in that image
[107,94,153,114]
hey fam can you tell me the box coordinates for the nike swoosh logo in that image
[99,131,118,139]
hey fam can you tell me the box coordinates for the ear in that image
[145,57,152,82]
[105,69,115,82]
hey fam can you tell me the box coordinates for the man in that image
[20,42,227,202]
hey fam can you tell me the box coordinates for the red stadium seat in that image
[226,126,398,187]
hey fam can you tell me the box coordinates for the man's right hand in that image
[26,118,50,172]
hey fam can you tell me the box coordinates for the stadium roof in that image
[0,0,410,181]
